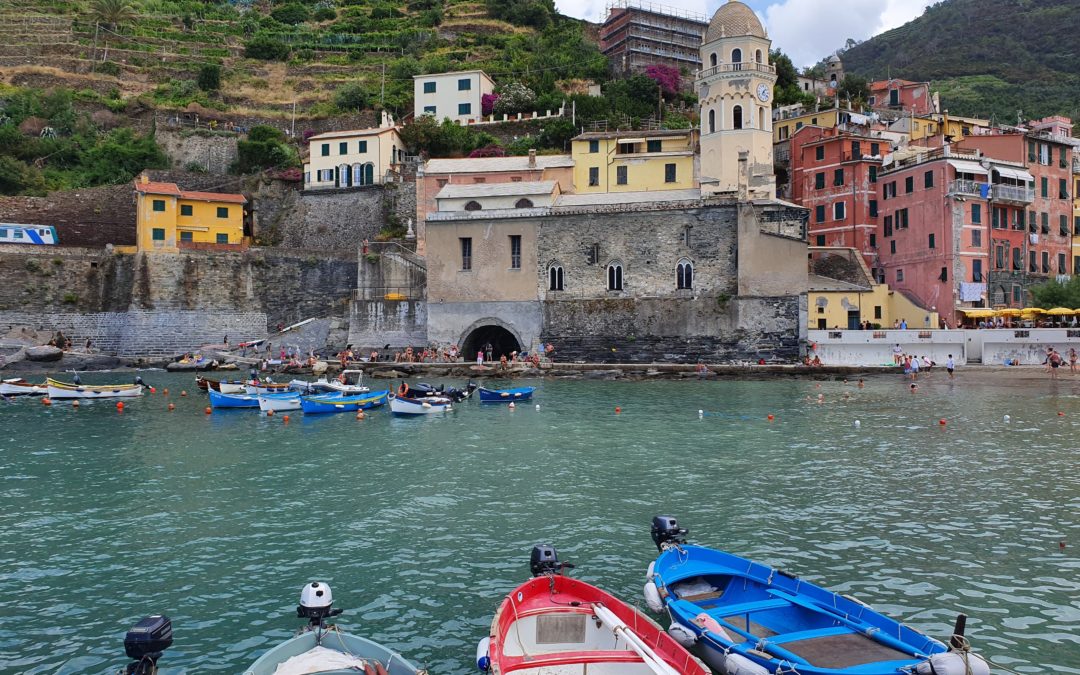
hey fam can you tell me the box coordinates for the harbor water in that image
[0,373,1077,674]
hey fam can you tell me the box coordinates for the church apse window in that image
[731,49,742,69]
[710,53,717,67]
[676,259,694,290]
[607,261,623,291]
[548,264,564,291]
[464,200,481,211]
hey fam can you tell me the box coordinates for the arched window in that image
[755,49,763,64]
[364,163,374,185]
[607,261,623,291]
[352,163,363,186]
[733,105,743,130]
[464,200,481,211]
[708,109,715,133]
[676,259,693,290]
[337,164,350,187]
[731,48,742,69]
[549,264,564,291]
[710,53,717,67]
[515,198,534,208]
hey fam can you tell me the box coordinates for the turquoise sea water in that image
[0,372,1077,674]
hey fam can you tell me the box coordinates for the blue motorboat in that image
[300,390,389,414]
[208,388,260,408]
[645,516,990,675]
[477,386,534,403]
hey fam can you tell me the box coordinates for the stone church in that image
[356,1,810,363]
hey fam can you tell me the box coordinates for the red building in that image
[789,125,885,265]
[957,119,1074,307]
[868,79,938,117]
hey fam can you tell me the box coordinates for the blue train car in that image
[0,224,58,245]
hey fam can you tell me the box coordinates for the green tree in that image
[837,75,870,106]
[0,155,46,196]
[91,0,139,31]
[1031,275,1080,309]
[197,64,221,91]
[234,125,298,174]
[334,82,369,112]
[244,35,291,61]
[271,3,310,25]
[80,128,168,186]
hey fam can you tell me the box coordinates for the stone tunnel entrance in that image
[461,324,521,362]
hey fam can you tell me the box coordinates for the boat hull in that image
[300,391,389,414]
[46,379,143,399]
[208,389,260,408]
[242,629,422,675]
[478,386,534,403]
[487,574,708,675]
[390,395,452,416]
[0,380,46,396]
[650,544,963,675]
[258,393,302,412]
[218,382,247,394]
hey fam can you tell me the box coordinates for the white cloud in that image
[763,0,932,67]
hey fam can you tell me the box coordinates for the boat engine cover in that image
[530,544,560,576]
[124,615,173,661]
[651,515,688,550]
[300,582,333,610]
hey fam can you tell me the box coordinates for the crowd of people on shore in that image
[328,341,556,369]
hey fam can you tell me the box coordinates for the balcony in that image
[697,62,776,79]
[992,184,1035,205]
[949,179,983,196]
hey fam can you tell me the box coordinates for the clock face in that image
[757,84,770,102]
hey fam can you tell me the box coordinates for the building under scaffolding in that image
[599,0,707,87]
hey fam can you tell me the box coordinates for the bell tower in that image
[697,0,776,199]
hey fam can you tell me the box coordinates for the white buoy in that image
[698,409,704,418]
[508,402,515,409]
[854,420,861,428]
[535,404,540,411]
[1003,414,1011,423]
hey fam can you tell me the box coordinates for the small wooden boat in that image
[389,395,452,416]
[218,381,248,394]
[196,376,242,392]
[243,582,424,675]
[407,381,477,402]
[479,545,709,675]
[478,386,534,403]
[258,391,303,412]
[646,516,991,675]
[300,390,389,414]
[0,378,47,396]
[245,381,292,395]
[292,370,371,395]
[46,377,144,399]
[208,388,260,408]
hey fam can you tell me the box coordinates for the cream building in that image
[304,112,404,189]
[697,0,777,199]
[413,70,495,125]
[434,181,560,212]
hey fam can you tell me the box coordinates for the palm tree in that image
[90,0,139,31]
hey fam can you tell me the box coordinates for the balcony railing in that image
[992,184,1035,203]
[697,62,775,79]
[949,179,982,196]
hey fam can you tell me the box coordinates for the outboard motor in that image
[530,544,575,577]
[651,515,688,551]
[122,614,172,675]
[73,373,82,385]
[134,376,145,387]
[296,581,343,632]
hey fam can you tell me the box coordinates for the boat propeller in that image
[651,515,689,551]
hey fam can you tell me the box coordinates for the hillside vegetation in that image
[840,0,1080,123]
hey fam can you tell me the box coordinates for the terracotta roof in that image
[705,1,766,42]
[134,181,182,197]
[180,190,247,204]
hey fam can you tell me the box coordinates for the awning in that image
[992,166,1033,182]
[947,159,988,175]
[618,138,645,144]
[959,308,995,316]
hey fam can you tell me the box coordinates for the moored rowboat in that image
[46,378,143,399]
[478,386,534,403]
[480,544,709,675]
[389,395,452,416]
[257,391,303,412]
[208,388,260,408]
[0,378,47,396]
[300,390,389,414]
[646,516,991,675]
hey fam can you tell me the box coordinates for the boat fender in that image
[476,636,491,671]
[667,622,697,648]
[644,582,664,613]
[693,613,731,642]
[724,653,769,675]
[915,652,990,675]
[645,561,655,581]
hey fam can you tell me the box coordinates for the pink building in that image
[415,152,574,254]
[868,79,938,117]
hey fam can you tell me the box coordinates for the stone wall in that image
[0,246,135,313]
[347,299,428,352]
[155,128,239,175]
[260,185,386,251]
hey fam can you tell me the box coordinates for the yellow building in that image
[571,129,697,194]
[304,112,404,190]
[773,108,842,143]
[1073,173,1080,276]
[808,247,938,329]
[905,113,990,142]
[134,176,247,252]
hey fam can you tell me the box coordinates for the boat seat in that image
[709,598,790,616]
[764,625,853,645]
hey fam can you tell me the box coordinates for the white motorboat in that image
[46,378,144,399]
[258,392,303,412]
[0,378,47,396]
[389,395,452,416]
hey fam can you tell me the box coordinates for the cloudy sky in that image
[555,0,934,67]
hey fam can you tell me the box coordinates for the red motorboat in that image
[478,545,709,675]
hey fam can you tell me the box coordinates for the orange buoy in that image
[42,397,52,406]
[180,390,187,397]
[283,415,290,424]
[266,409,274,416]
[767,414,774,421]
[205,406,212,414]
[615,406,621,414]
[116,401,124,411]
[163,388,169,396]
[939,418,947,426]
[167,403,175,411]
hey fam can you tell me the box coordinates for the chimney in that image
[139,173,149,184]
[528,149,537,168]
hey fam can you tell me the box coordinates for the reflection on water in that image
[0,373,1077,674]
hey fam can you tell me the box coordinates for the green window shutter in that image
[217,207,229,218]
[152,200,165,212]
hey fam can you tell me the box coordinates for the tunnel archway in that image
[461,322,522,362]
